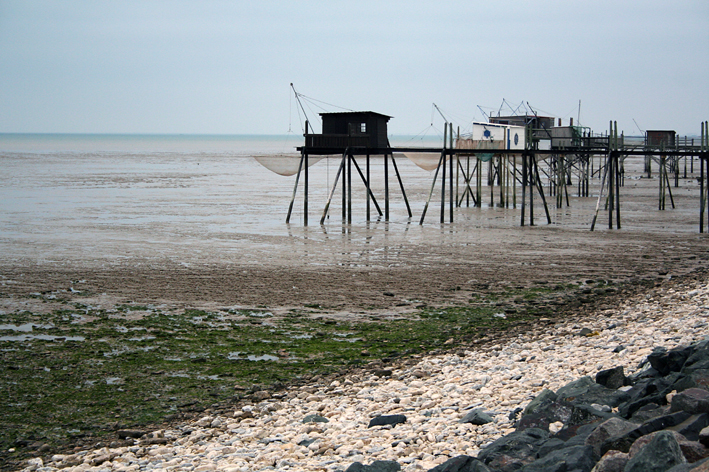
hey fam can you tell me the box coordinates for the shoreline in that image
[6,268,708,471]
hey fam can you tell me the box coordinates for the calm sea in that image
[0,133,442,154]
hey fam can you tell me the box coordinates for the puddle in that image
[227,352,279,361]
[128,336,156,341]
[0,323,55,332]
[0,334,85,342]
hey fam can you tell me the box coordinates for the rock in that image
[346,460,401,472]
[368,415,406,428]
[252,390,270,401]
[627,430,687,457]
[374,369,393,378]
[701,426,709,447]
[518,444,597,472]
[623,430,686,472]
[671,389,709,415]
[668,413,709,441]
[460,409,494,426]
[536,438,565,459]
[426,455,492,471]
[590,450,629,472]
[585,417,638,456]
[195,416,213,427]
[681,340,709,375]
[523,389,558,416]
[116,429,146,439]
[556,376,629,408]
[648,345,694,376]
[476,427,549,472]
[303,414,329,423]
[601,411,692,455]
[596,366,626,390]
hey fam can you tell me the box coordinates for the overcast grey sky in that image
[1,1,707,136]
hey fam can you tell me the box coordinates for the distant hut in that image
[645,130,676,148]
[305,111,392,151]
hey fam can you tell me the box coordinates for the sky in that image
[1,1,708,136]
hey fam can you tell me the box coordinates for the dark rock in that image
[672,389,709,415]
[426,455,492,471]
[518,444,597,472]
[460,409,494,426]
[681,340,709,375]
[629,403,666,424]
[346,460,401,472]
[368,415,406,428]
[555,376,630,408]
[701,425,709,447]
[668,413,709,441]
[517,401,573,432]
[592,450,629,472]
[298,438,317,447]
[562,422,601,446]
[578,328,593,336]
[523,389,558,416]
[303,414,329,424]
[374,369,393,378]
[116,429,146,439]
[584,417,638,456]
[648,345,694,376]
[476,427,549,472]
[596,366,626,390]
[601,411,692,455]
[623,430,686,472]
[613,345,626,353]
[536,438,565,458]
[666,457,709,472]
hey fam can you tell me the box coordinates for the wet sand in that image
[1,152,707,315]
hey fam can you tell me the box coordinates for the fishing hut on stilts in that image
[286,110,412,225]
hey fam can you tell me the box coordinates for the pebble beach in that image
[22,275,708,472]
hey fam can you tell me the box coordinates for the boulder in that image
[623,430,686,472]
[346,460,401,472]
[523,389,559,416]
[668,413,709,442]
[460,409,494,426]
[601,411,692,455]
[303,414,329,423]
[426,455,492,472]
[681,340,709,375]
[518,444,597,472]
[476,428,549,472]
[590,450,629,472]
[556,376,630,409]
[585,418,638,456]
[671,389,709,415]
[701,425,709,447]
[368,415,406,428]
[596,366,626,390]
[648,345,694,376]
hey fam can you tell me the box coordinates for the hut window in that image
[360,123,366,133]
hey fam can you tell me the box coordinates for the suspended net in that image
[402,152,441,171]
[455,138,503,162]
[253,155,324,177]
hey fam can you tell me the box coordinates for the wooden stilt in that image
[304,151,309,226]
[390,154,412,218]
[441,124,447,224]
[321,150,347,225]
[420,151,446,225]
[366,153,370,221]
[286,152,305,223]
[384,152,390,221]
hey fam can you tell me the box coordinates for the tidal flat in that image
[0,277,636,462]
